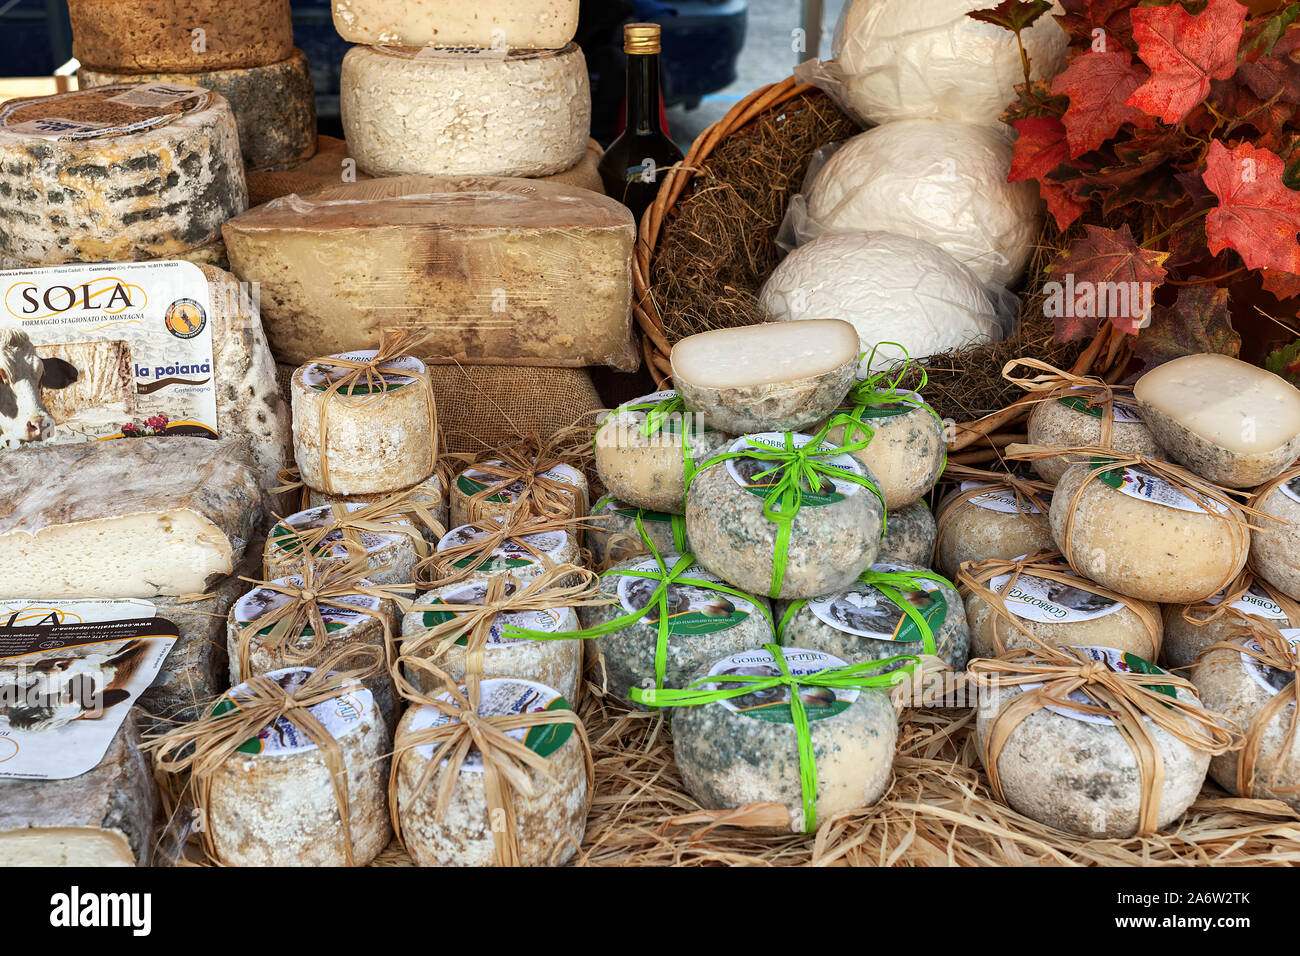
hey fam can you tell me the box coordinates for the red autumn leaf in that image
[1125,0,1247,124]
[1052,50,1150,157]
[1055,0,1137,46]
[1260,268,1300,300]
[1041,181,1089,231]
[1009,116,1071,181]
[1203,139,1300,272]
[1046,224,1170,341]
[1134,284,1239,370]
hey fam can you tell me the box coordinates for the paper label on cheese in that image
[1094,462,1230,515]
[273,505,411,559]
[1016,645,1176,725]
[0,84,208,140]
[234,577,382,638]
[420,580,567,647]
[808,563,947,642]
[617,557,755,635]
[1241,629,1299,697]
[105,83,209,109]
[959,481,1048,515]
[437,524,567,572]
[727,433,867,507]
[706,648,859,724]
[302,350,424,395]
[0,617,177,779]
[0,599,156,626]
[413,45,511,61]
[1205,587,1289,623]
[218,667,371,757]
[3,117,110,138]
[836,388,929,420]
[410,678,573,770]
[456,462,583,504]
[1280,476,1300,506]
[0,261,218,444]
[1057,389,1144,422]
[987,561,1124,624]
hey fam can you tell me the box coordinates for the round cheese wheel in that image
[341,44,590,179]
[1027,392,1164,485]
[594,391,733,514]
[1050,462,1249,604]
[673,647,897,833]
[802,122,1040,286]
[450,461,588,529]
[588,495,689,570]
[760,232,1002,373]
[686,433,885,599]
[205,667,391,866]
[1250,475,1300,600]
[834,0,1068,128]
[0,85,247,268]
[263,504,420,587]
[934,481,1055,580]
[780,560,969,671]
[394,677,587,866]
[1193,630,1299,811]
[400,578,582,703]
[1162,585,1296,672]
[879,499,937,566]
[291,351,434,496]
[308,472,447,545]
[433,522,578,588]
[578,554,771,702]
[976,646,1211,838]
[818,389,946,508]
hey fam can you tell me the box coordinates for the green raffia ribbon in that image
[693,422,886,598]
[778,567,950,657]
[598,392,703,513]
[504,530,772,692]
[594,494,688,553]
[628,642,917,833]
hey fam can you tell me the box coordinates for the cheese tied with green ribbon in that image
[588,494,689,570]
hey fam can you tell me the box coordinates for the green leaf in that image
[1265,339,1300,385]
[968,0,1054,32]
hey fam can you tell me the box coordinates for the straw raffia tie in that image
[147,645,383,866]
[274,497,430,575]
[305,330,440,495]
[461,434,586,525]
[413,512,599,589]
[1177,568,1300,628]
[970,644,1240,837]
[272,468,448,543]
[388,656,593,867]
[1002,357,1133,450]
[273,466,313,513]
[957,551,1162,659]
[936,464,1055,552]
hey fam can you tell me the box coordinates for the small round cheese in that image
[1162,585,1295,672]
[578,554,772,701]
[781,560,969,671]
[400,578,582,703]
[451,460,588,529]
[673,647,897,833]
[1192,630,1299,810]
[686,433,885,599]
[818,389,946,508]
[291,351,435,496]
[1027,391,1165,485]
[760,232,1002,373]
[593,391,733,514]
[433,522,578,588]
[934,480,1055,580]
[308,472,447,544]
[205,667,391,866]
[588,495,689,570]
[1250,475,1300,600]
[394,677,588,866]
[976,646,1211,838]
[878,499,936,566]
[835,0,1068,128]
[263,504,420,587]
[802,122,1041,286]
[1050,462,1249,604]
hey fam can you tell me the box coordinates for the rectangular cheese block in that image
[0,438,260,599]
[222,176,638,371]
[0,709,157,866]
[331,0,579,49]
[37,339,136,425]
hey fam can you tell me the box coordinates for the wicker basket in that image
[632,76,1133,462]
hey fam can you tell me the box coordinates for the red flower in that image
[121,422,140,437]
[145,414,169,432]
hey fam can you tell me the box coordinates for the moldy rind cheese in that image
[222,177,637,371]
[433,522,578,588]
[1162,584,1295,671]
[1027,390,1163,485]
[451,461,589,529]
[672,648,897,833]
[205,668,391,867]
[0,85,247,269]
[263,504,420,587]
[309,473,447,543]
[69,0,294,73]
[588,496,689,570]
[79,50,318,172]
[878,499,936,566]
[341,45,590,179]
[935,479,1054,580]
[332,0,580,49]
[0,438,259,599]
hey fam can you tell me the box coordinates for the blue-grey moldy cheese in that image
[672,647,898,833]
[818,390,946,509]
[878,499,936,566]
[577,553,772,705]
[685,433,885,600]
[588,495,689,570]
[780,560,968,671]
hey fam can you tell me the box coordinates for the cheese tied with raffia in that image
[935,480,1054,580]
[263,504,419,587]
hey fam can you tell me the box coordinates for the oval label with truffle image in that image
[1205,586,1289,623]
[1241,628,1299,697]
[1093,461,1230,515]
[216,667,371,757]
[1015,646,1177,725]
[456,462,584,504]
[706,648,858,724]
[1057,388,1144,422]
[410,678,573,772]
[421,580,568,647]
[835,388,929,420]
[726,433,867,507]
[959,481,1048,515]
[437,523,568,572]
[808,563,947,643]
[302,350,424,395]
[987,560,1124,624]
[617,557,755,635]
[234,576,382,638]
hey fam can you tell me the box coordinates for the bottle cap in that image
[624,23,661,55]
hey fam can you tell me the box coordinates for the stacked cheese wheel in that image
[69,0,317,173]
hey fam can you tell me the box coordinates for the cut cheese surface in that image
[671,320,860,388]
[332,0,579,48]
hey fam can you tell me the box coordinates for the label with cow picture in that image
[617,558,756,635]
[0,260,219,446]
[727,433,868,507]
[0,617,176,779]
[420,580,569,647]
[233,577,383,639]
[705,648,858,724]
[987,561,1124,624]
[215,667,373,757]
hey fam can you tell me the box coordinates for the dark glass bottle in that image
[598,22,685,224]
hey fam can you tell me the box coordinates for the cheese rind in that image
[588,496,689,570]
[934,483,1055,580]
[1249,479,1300,601]
[818,393,946,509]
[450,461,589,529]
[432,522,579,589]
[1161,592,1295,672]
[308,473,447,544]
[262,505,420,587]
[1027,395,1164,485]
[222,176,637,370]
[0,438,259,599]
[341,45,590,179]
[331,0,579,48]
[878,499,936,565]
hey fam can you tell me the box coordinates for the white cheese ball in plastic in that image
[835,0,1068,128]
[804,121,1041,286]
[759,231,1003,374]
